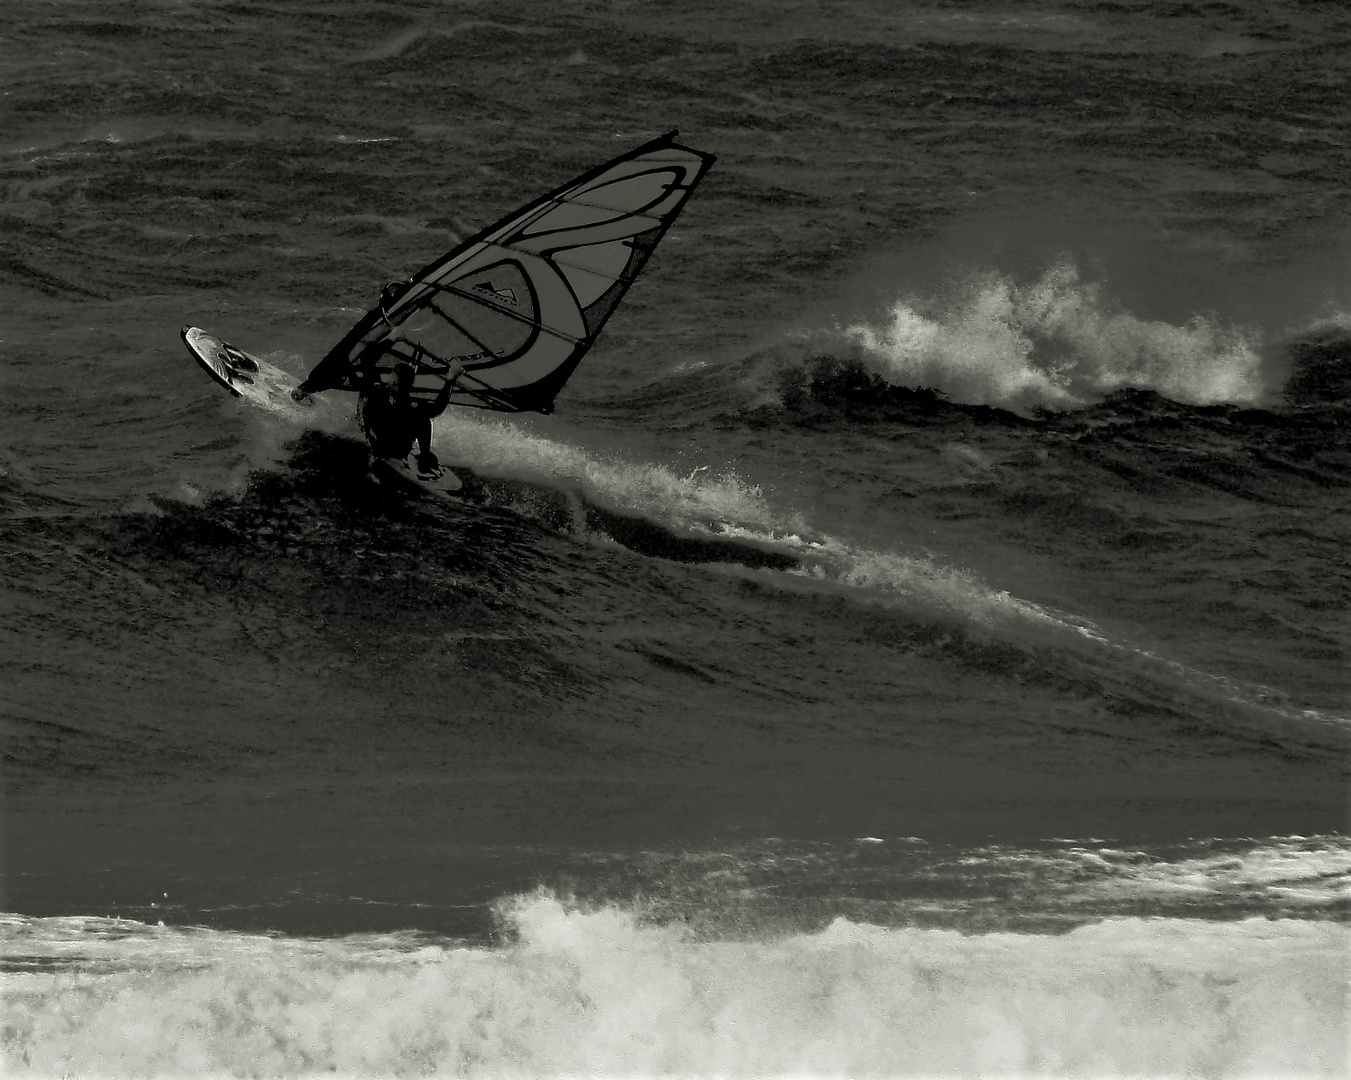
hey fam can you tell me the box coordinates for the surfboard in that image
[181,326,311,419]
[370,455,465,497]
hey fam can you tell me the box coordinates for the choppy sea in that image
[2,1,1348,1076]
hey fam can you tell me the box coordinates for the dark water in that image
[2,1,1348,1076]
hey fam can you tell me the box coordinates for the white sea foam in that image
[790,538,1089,634]
[933,835,1351,912]
[434,413,783,533]
[1080,838,1351,908]
[3,897,1344,1078]
[839,262,1268,412]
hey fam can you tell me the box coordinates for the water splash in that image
[840,263,1267,413]
[434,413,780,532]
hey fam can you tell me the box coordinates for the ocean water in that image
[2,0,1348,1077]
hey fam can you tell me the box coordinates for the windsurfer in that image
[360,359,461,476]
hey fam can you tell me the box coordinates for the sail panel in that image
[518,173,677,235]
[301,132,714,413]
[558,261,625,310]
[554,241,634,280]
[519,199,630,235]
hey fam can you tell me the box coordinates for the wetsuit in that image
[360,371,455,471]
[361,384,430,461]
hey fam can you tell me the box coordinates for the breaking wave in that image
[4,895,1345,1079]
[838,263,1268,413]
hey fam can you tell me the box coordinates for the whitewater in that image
[6,895,1347,1078]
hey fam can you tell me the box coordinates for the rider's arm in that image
[426,361,462,415]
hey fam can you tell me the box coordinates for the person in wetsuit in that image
[360,359,459,476]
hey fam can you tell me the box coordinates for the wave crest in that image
[840,263,1268,413]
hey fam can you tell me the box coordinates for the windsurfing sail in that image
[299,131,716,414]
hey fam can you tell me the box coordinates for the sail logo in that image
[472,279,519,307]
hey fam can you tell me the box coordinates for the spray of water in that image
[839,262,1267,412]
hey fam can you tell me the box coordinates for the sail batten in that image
[551,200,672,220]
[301,132,715,414]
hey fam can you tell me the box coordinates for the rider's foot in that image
[415,451,441,477]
